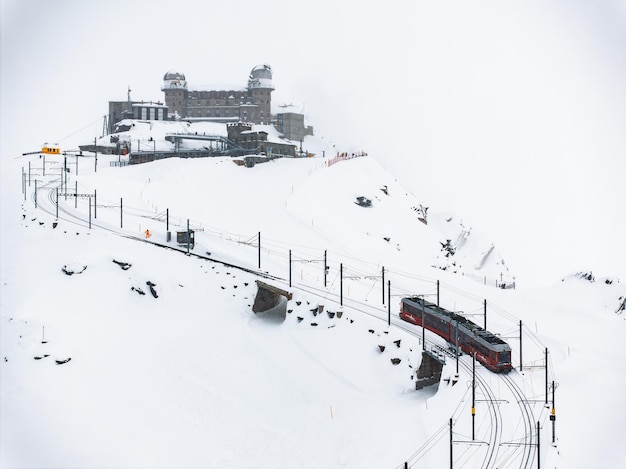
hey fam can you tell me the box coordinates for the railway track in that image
[31,177,538,468]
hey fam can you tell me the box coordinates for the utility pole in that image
[120,198,123,228]
[483,299,487,330]
[340,263,343,306]
[437,280,440,307]
[324,250,327,287]
[551,380,556,445]
[472,352,476,440]
[166,208,169,232]
[289,249,292,287]
[187,219,191,255]
[63,156,67,200]
[257,231,261,269]
[94,190,97,218]
[34,179,37,208]
[94,137,97,173]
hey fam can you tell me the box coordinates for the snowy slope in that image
[1,139,625,468]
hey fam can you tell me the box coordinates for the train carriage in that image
[400,296,512,373]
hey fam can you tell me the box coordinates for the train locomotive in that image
[400,296,512,373]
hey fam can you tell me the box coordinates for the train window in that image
[498,351,511,364]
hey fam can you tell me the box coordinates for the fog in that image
[2,0,625,286]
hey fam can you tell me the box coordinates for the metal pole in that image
[519,319,524,371]
[483,299,487,330]
[324,249,327,287]
[340,263,343,306]
[120,198,123,228]
[76,153,78,175]
[550,381,556,444]
[289,249,292,287]
[56,187,58,218]
[94,189,97,218]
[472,352,476,440]
[64,156,67,201]
[94,137,97,173]
[34,179,37,208]
[387,279,391,326]
[89,196,92,229]
[437,280,440,307]
[75,181,78,208]
[166,208,169,231]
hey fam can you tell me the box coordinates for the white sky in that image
[2,0,625,284]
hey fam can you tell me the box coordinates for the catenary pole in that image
[472,352,476,440]
[483,299,487,330]
[340,263,343,306]
[289,249,292,287]
[324,249,327,287]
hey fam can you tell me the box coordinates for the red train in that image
[400,296,512,372]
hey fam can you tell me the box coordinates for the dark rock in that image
[391,358,401,365]
[55,358,71,365]
[394,339,401,348]
[113,259,132,270]
[378,345,386,352]
[146,281,158,298]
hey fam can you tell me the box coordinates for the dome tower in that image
[247,64,274,125]
[162,71,188,119]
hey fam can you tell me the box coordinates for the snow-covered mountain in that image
[1,124,625,468]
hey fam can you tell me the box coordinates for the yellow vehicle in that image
[41,144,60,155]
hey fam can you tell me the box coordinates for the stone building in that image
[162,64,274,124]
[108,98,168,134]
[227,122,296,157]
[276,112,314,142]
